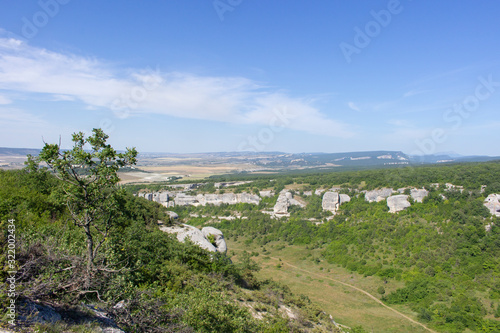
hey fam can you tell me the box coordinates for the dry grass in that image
[228,238,431,333]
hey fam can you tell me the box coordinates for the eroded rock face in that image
[484,194,500,217]
[322,192,351,213]
[274,191,290,215]
[160,224,227,253]
[272,191,305,215]
[364,188,394,203]
[238,192,261,205]
[160,224,216,252]
[259,190,274,197]
[173,192,260,207]
[387,195,411,213]
[410,189,429,203]
[322,192,339,212]
[339,194,351,205]
[202,227,227,253]
[174,193,198,206]
[315,189,326,196]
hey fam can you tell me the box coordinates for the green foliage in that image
[1,162,334,331]
[214,161,500,332]
[32,128,138,287]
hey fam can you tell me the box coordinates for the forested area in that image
[2,153,500,332]
[196,162,500,332]
[0,130,343,332]
[0,166,343,332]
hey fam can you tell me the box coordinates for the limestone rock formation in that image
[238,192,261,205]
[174,192,260,207]
[272,191,305,215]
[364,188,394,203]
[322,191,339,212]
[339,193,351,205]
[273,191,290,215]
[166,211,179,219]
[289,196,306,208]
[174,193,198,206]
[410,189,429,203]
[160,224,216,252]
[484,194,500,217]
[202,227,227,253]
[259,190,274,197]
[314,189,326,196]
[387,195,411,213]
[322,192,351,213]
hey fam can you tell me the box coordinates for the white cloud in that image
[0,37,355,138]
[402,89,427,98]
[0,107,47,127]
[0,94,11,104]
[347,102,360,111]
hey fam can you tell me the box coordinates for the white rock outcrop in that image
[339,194,351,205]
[173,192,260,207]
[274,191,291,215]
[387,195,411,213]
[272,191,305,216]
[314,189,326,196]
[166,211,179,219]
[259,190,274,197]
[160,224,227,253]
[410,189,429,203]
[484,194,500,217]
[174,193,198,206]
[202,227,227,253]
[364,188,394,203]
[322,192,339,212]
[322,192,351,213]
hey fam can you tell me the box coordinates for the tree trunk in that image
[84,224,94,289]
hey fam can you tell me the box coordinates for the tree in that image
[33,128,137,288]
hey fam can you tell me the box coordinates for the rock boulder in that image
[387,195,411,213]
[410,189,429,203]
[160,224,217,252]
[484,194,500,217]
[322,192,350,213]
[202,227,227,253]
[322,192,339,212]
[273,191,290,215]
[364,188,394,203]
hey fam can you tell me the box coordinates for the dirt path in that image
[271,257,437,333]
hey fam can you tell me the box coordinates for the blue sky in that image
[0,1,499,155]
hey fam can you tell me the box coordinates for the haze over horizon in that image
[1,1,499,156]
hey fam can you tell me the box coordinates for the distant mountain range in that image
[1,147,499,170]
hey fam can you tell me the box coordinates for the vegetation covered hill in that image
[0,165,346,332]
[158,161,500,332]
[2,130,500,332]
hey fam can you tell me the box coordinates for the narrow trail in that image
[270,257,437,333]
